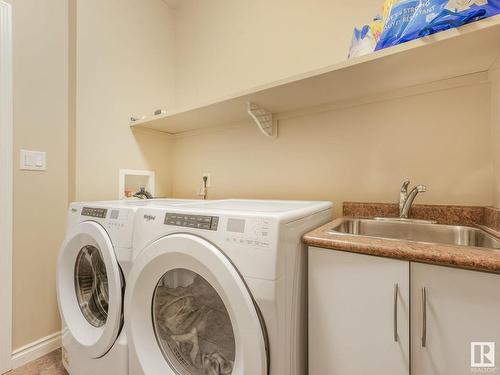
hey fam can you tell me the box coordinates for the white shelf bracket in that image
[247,102,277,138]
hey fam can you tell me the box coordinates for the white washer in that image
[125,199,332,375]
[56,199,196,375]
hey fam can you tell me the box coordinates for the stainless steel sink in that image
[330,218,500,249]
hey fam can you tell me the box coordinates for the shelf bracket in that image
[247,102,277,138]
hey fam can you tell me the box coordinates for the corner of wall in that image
[68,0,76,203]
[489,63,500,208]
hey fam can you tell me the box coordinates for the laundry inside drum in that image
[152,268,235,375]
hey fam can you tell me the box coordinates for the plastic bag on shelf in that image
[375,0,420,50]
[396,0,450,44]
[376,0,500,50]
[418,0,500,36]
[348,16,383,58]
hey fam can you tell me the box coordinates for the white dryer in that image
[56,199,196,375]
[125,199,332,375]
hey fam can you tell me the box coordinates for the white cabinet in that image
[309,247,500,375]
[309,247,410,375]
[411,263,500,375]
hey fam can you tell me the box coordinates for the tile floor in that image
[8,349,67,375]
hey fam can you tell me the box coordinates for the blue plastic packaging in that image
[376,0,420,50]
[376,0,500,50]
[421,1,500,36]
[398,0,450,43]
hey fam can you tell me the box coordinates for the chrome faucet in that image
[399,179,426,219]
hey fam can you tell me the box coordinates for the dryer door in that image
[57,221,123,358]
[126,233,268,375]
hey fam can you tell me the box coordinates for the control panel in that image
[164,213,219,231]
[74,205,134,249]
[82,207,108,218]
[224,217,271,248]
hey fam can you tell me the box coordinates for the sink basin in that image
[330,218,500,249]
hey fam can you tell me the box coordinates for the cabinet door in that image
[309,247,410,375]
[411,263,500,375]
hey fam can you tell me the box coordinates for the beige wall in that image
[171,0,495,215]
[9,0,69,349]
[491,66,500,207]
[172,82,493,218]
[76,0,175,201]
[173,0,381,108]
[9,0,178,352]
[68,0,76,202]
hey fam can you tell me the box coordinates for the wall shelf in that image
[130,15,500,135]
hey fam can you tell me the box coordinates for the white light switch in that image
[20,149,46,171]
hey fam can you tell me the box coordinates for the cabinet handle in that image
[393,283,399,342]
[421,287,427,347]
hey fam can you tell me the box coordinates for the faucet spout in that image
[400,179,410,193]
[399,181,426,219]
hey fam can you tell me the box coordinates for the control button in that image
[210,217,219,231]
[164,213,218,231]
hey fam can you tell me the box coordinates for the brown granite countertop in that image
[303,203,500,274]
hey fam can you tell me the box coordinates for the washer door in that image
[57,221,123,358]
[126,233,268,375]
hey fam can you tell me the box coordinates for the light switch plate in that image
[20,149,46,171]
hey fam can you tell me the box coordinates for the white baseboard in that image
[11,331,61,369]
